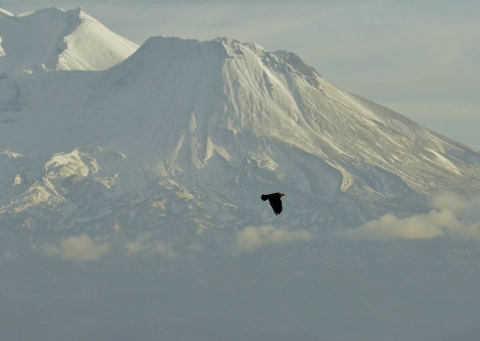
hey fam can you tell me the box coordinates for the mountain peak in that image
[0,7,138,75]
[214,36,241,44]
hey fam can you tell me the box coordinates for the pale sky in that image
[2,0,479,148]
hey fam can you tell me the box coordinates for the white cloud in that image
[344,194,480,241]
[430,193,480,214]
[237,225,312,252]
[45,235,109,261]
[124,236,178,260]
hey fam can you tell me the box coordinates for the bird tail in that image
[261,194,269,201]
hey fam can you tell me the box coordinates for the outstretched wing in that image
[269,197,283,215]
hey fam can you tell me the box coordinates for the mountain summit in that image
[0,7,138,75]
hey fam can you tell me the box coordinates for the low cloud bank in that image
[45,235,109,261]
[345,194,480,240]
[237,225,312,252]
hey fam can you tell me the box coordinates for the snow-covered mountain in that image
[0,7,138,75]
[2,7,480,341]
[1,30,480,246]
[0,6,479,246]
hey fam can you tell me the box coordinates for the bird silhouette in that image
[261,192,285,215]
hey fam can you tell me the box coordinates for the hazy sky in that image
[2,0,479,147]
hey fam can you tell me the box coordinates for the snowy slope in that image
[1,35,480,245]
[0,7,138,75]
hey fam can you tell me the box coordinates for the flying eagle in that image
[261,192,285,215]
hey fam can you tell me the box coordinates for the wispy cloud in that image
[125,235,179,260]
[45,234,109,261]
[237,225,312,252]
[344,194,480,240]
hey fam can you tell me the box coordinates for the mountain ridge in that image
[0,7,138,75]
